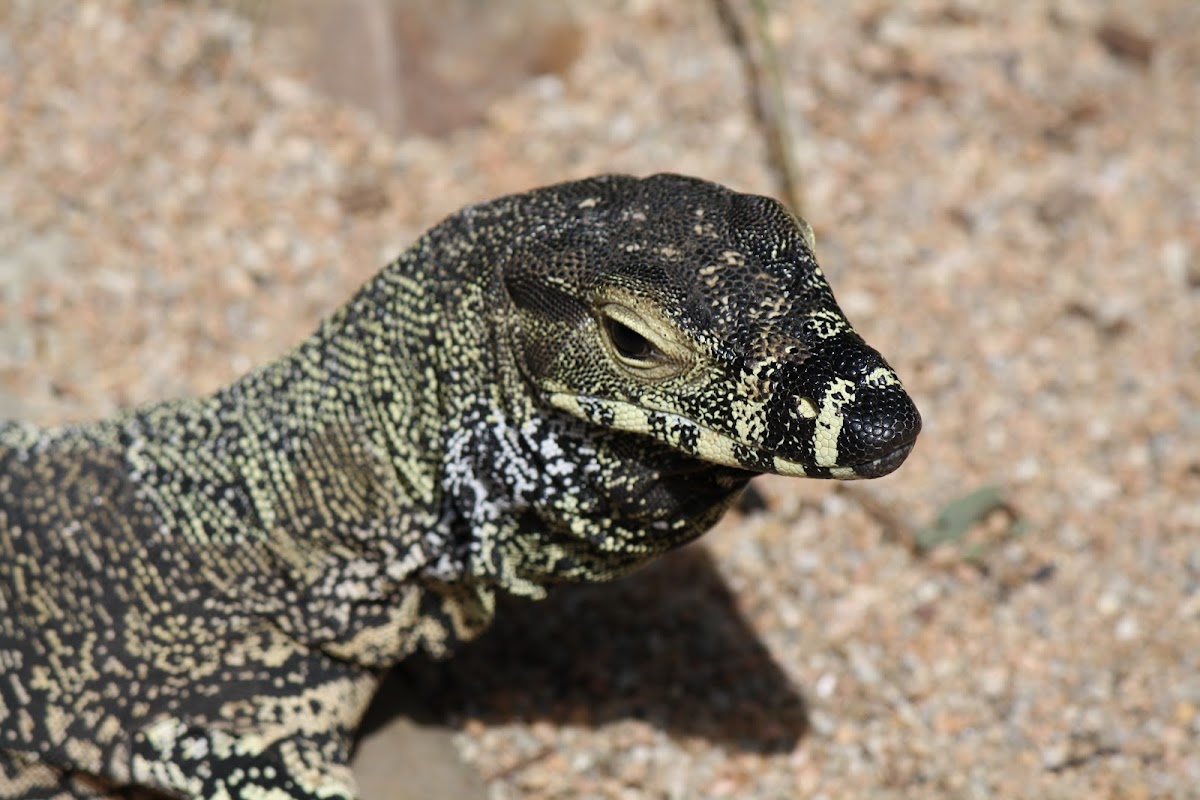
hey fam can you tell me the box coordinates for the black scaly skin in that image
[0,174,921,799]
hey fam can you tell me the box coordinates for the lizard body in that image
[0,174,920,799]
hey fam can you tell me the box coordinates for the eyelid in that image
[599,304,667,351]
[604,317,661,361]
[597,303,692,380]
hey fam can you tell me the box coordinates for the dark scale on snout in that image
[0,173,918,799]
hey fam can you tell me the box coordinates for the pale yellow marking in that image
[46,705,68,746]
[611,405,652,434]
[772,455,808,477]
[865,366,900,387]
[806,309,853,339]
[550,393,810,476]
[323,590,420,662]
[814,377,856,468]
[551,395,581,415]
[143,717,184,754]
[693,427,739,466]
[18,708,34,741]
[797,396,819,419]
[241,452,278,534]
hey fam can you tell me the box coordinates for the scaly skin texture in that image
[0,174,920,799]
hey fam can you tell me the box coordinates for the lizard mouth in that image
[547,393,812,478]
[548,392,805,475]
[549,393,917,480]
[831,440,916,480]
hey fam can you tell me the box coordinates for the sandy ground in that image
[1,1,1197,798]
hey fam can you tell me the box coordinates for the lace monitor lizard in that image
[0,174,921,799]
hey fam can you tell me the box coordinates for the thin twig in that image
[713,0,805,217]
[480,745,556,783]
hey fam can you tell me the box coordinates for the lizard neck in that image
[117,243,492,665]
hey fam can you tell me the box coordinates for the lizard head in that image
[500,173,921,484]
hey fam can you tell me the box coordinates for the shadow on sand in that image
[359,543,809,754]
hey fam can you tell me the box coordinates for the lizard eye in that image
[595,301,690,381]
[604,317,661,362]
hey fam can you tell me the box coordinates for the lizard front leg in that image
[0,750,162,800]
[130,722,359,800]
[127,669,376,800]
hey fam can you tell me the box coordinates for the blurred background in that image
[1,1,1197,798]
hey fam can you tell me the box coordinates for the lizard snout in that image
[824,345,922,479]
[838,391,921,477]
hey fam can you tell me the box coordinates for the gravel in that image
[1,1,1197,798]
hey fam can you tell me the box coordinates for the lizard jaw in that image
[547,393,917,480]
[549,393,812,476]
[827,439,917,480]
